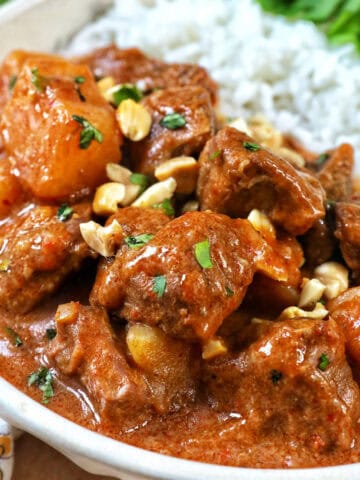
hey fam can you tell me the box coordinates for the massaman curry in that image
[1,45,360,469]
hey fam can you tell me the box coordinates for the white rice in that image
[66,0,360,157]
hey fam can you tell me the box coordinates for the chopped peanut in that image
[278,302,328,321]
[314,262,349,299]
[80,219,123,257]
[202,337,228,360]
[132,177,177,208]
[298,278,326,308]
[116,98,152,141]
[154,156,198,194]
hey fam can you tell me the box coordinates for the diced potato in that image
[0,56,122,200]
[0,158,23,218]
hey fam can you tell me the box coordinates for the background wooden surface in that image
[13,433,116,480]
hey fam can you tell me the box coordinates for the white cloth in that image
[0,419,14,480]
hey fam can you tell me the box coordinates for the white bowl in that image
[0,2,359,479]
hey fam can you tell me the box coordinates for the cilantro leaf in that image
[28,367,54,404]
[152,198,175,216]
[56,204,73,222]
[72,115,103,149]
[5,327,23,347]
[160,113,186,130]
[153,275,166,298]
[113,84,143,106]
[124,233,154,249]
[194,238,213,269]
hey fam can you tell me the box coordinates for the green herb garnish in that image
[194,238,213,269]
[243,141,261,152]
[315,152,330,168]
[257,0,360,54]
[318,353,330,371]
[56,204,73,222]
[75,76,86,84]
[5,327,22,347]
[124,233,154,249]
[31,67,46,92]
[160,113,186,130]
[153,275,166,298]
[152,198,175,216]
[270,369,283,384]
[9,75,17,91]
[113,84,143,106]
[0,259,10,272]
[46,328,57,340]
[129,173,150,193]
[72,115,103,149]
[28,367,54,404]
[210,150,221,160]
[225,286,234,297]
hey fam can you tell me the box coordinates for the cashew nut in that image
[247,209,276,240]
[298,278,326,308]
[80,219,123,257]
[314,261,349,299]
[154,156,198,194]
[116,98,152,141]
[132,177,177,208]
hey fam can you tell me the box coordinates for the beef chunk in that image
[204,318,360,453]
[77,44,217,104]
[93,206,171,300]
[130,87,215,176]
[49,303,152,426]
[301,217,337,268]
[0,55,121,200]
[197,127,325,236]
[335,202,360,272]
[317,144,354,202]
[0,203,94,313]
[91,211,302,342]
[329,287,360,370]
[49,303,197,425]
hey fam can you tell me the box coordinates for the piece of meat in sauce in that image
[130,86,215,176]
[91,210,303,342]
[204,318,360,455]
[197,127,325,236]
[48,303,197,427]
[93,206,171,298]
[77,44,218,104]
[0,203,95,313]
[328,287,360,371]
[0,55,121,201]
[316,144,354,202]
[334,201,360,273]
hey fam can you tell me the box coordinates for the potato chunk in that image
[0,56,122,200]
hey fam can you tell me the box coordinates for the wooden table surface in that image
[13,433,117,480]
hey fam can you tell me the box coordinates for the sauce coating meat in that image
[1,45,360,471]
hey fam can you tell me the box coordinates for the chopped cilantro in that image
[5,327,22,347]
[9,75,17,91]
[270,369,282,384]
[129,173,150,192]
[56,204,73,222]
[28,367,54,404]
[0,259,10,272]
[153,275,166,298]
[75,76,86,84]
[318,353,330,371]
[124,233,154,249]
[113,84,143,106]
[160,113,186,130]
[210,150,221,160]
[72,115,103,149]
[46,328,57,340]
[194,238,213,269]
[225,286,234,297]
[243,141,261,152]
[31,67,46,93]
[152,198,175,216]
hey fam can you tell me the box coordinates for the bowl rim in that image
[1,377,360,480]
